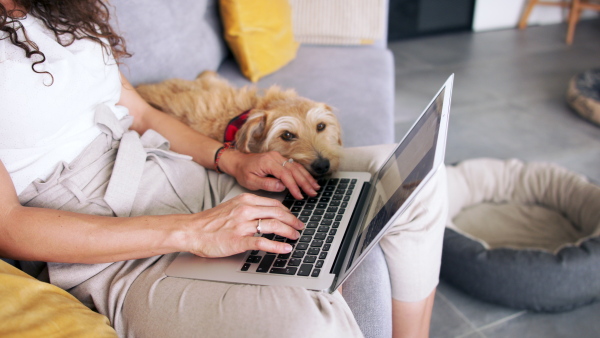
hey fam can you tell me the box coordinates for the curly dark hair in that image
[0,0,130,85]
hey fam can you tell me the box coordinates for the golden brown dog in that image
[136,71,343,176]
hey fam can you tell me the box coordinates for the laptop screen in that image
[344,86,446,272]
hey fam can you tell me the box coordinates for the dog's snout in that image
[311,158,330,176]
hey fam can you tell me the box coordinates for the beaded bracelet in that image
[214,142,235,174]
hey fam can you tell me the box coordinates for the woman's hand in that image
[185,193,305,257]
[219,150,320,200]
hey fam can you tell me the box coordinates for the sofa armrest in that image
[343,244,393,338]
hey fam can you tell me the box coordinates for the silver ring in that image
[282,158,294,167]
[256,219,262,235]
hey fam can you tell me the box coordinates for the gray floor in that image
[389,20,600,338]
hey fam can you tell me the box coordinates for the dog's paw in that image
[196,70,218,80]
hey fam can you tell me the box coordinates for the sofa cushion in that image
[218,45,395,147]
[220,0,299,82]
[110,0,228,86]
[289,0,387,46]
[0,260,118,337]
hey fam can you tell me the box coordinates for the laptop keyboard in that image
[240,178,357,278]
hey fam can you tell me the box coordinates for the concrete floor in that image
[389,19,600,338]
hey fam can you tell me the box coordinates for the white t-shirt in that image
[0,15,128,195]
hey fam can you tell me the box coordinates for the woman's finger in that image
[287,159,320,190]
[241,236,294,254]
[254,152,317,199]
[272,161,318,199]
[254,218,301,240]
[250,175,286,194]
[232,194,304,231]
[285,160,320,195]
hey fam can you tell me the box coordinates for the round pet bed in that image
[567,68,600,126]
[440,158,600,312]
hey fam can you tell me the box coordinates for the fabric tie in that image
[95,105,194,217]
[19,104,194,218]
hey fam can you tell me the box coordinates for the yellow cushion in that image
[0,260,117,338]
[220,0,299,82]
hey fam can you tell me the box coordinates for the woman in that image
[0,1,447,337]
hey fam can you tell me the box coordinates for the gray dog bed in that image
[440,158,600,312]
[567,68,600,126]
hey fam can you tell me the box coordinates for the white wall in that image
[473,0,598,32]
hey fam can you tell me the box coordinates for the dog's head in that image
[235,88,343,177]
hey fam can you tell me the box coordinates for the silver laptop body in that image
[165,75,454,293]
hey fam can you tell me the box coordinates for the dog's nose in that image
[311,158,330,176]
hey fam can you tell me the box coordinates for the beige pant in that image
[19,109,447,338]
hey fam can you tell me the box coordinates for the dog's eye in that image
[317,123,326,132]
[281,131,296,141]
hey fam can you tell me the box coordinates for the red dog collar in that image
[224,110,252,143]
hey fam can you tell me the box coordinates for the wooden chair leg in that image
[519,0,541,29]
[566,0,581,44]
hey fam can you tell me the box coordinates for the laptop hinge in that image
[330,181,371,276]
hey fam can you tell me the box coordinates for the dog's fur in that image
[136,71,343,176]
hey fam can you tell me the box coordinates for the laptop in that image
[165,74,454,293]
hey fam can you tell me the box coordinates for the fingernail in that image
[284,244,293,253]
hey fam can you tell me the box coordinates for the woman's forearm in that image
[0,205,189,264]
[118,74,223,170]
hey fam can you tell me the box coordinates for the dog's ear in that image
[320,104,343,146]
[235,111,267,153]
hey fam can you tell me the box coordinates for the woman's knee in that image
[339,144,396,174]
[123,278,362,338]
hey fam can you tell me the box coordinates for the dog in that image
[136,71,343,176]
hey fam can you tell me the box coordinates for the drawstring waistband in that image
[19,104,193,217]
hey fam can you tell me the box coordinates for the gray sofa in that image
[0,0,396,336]
[0,1,397,336]
[111,0,395,148]
[0,1,396,336]
[110,0,395,336]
